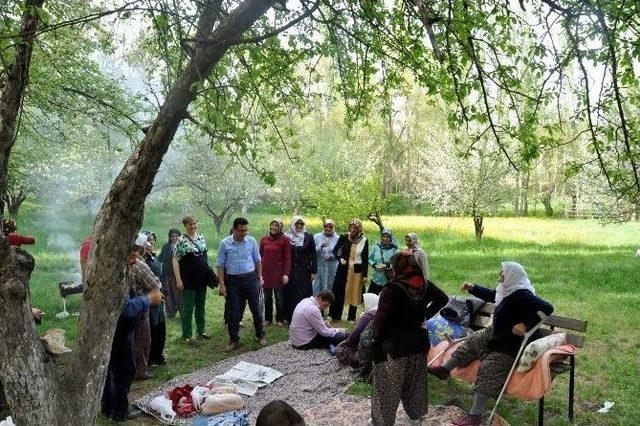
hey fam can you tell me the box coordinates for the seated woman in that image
[335,293,379,367]
[428,261,554,426]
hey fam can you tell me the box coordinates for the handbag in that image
[184,234,218,289]
[379,246,395,281]
[205,264,219,289]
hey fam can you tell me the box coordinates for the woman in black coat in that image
[329,219,369,322]
[284,215,317,323]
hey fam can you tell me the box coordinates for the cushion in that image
[517,332,566,373]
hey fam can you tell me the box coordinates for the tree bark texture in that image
[0,0,276,424]
[0,243,61,424]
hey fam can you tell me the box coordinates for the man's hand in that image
[339,258,347,265]
[219,285,227,297]
[148,290,163,305]
[311,273,316,281]
[259,276,264,288]
[512,323,527,336]
[282,275,289,285]
[176,279,184,291]
[460,282,474,293]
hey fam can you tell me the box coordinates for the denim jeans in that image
[226,273,264,343]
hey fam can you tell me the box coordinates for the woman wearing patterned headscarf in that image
[260,218,292,326]
[404,232,429,280]
[368,228,399,295]
[428,261,553,426]
[369,250,448,425]
[329,219,369,322]
[313,218,340,294]
[284,215,317,323]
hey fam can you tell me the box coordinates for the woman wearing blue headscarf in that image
[367,228,399,295]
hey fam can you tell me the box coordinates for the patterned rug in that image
[136,341,508,425]
[135,341,354,424]
[303,394,508,425]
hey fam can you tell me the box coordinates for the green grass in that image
[6,203,640,425]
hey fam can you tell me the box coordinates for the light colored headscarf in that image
[495,261,536,305]
[323,218,337,237]
[348,219,363,242]
[363,293,379,312]
[405,232,420,250]
[286,215,306,247]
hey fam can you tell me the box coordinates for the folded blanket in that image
[428,341,578,400]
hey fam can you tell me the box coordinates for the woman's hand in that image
[282,275,289,285]
[218,285,227,297]
[176,279,184,291]
[311,273,317,281]
[512,323,527,336]
[460,282,474,293]
[375,263,386,270]
[339,258,347,265]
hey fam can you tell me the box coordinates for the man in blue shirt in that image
[217,217,266,351]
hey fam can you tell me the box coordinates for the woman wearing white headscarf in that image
[313,218,340,294]
[428,261,554,426]
[284,215,317,323]
[330,219,369,322]
[404,232,429,280]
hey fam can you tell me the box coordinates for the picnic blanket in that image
[428,341,578,400]
[136,341,354,424]
[303,394,508,425]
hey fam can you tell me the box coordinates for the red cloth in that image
[79,236,93,261]
[8,233,35,247]
[168,384,195,416]
[259,233,292,288]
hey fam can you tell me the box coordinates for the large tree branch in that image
[67,0,278,420]
[593,5,640,196]
[0,0,45,216]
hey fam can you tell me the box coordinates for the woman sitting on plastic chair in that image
[428,261,554,426]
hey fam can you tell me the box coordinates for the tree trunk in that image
[541,192,554,217]
[367,211,384,234]
[0,0,44,217]
[473,214,484,241]
[0,1,276,424]
[522,171,530,217]
[213,215,224,235]
[4,186,28,217]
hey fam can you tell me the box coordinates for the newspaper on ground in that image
[213,361,283,396]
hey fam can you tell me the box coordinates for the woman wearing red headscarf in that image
[369,250,448,426]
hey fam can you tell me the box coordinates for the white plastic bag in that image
[200,393,244,415]
[149,395,176,422]
[190,386,212,411]
[0,416,15,426]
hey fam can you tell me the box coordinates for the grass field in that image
[6,202,640,425]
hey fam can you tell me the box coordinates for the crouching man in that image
[289,290,347,350]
